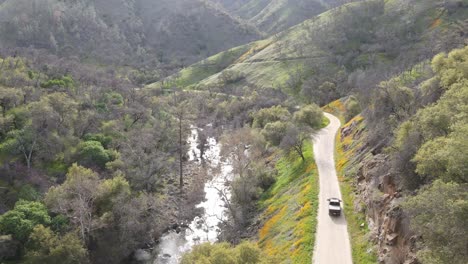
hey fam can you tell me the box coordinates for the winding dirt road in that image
[312,113,353,264]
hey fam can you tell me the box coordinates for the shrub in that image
[0,200,51,242]
[75,141,112,169]
[293,104,323,129]
[261,121,288,146]
[252,106,291,129]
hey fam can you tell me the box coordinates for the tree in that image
[280,125,308,161]
[0,126,38,171]
[221,128,267,227]
[252,106,291,129]
[221,128,257,179]
[45,164,100,242]
[0,87,24,117]
[261,121,288,146]
[25,225,88,264]
[96,175,131,213]
[120,127,174,191]
[413,123,468,183]
[0,200,51,242]
[75,140,112,169]
[344,96,361,122]
[403,180,468,264]
[319,82,337,103]
[169,92,193,190]
[110,192,167,250]
[0,96,70,172]
[367,79,416,146]
[293,104,323,129]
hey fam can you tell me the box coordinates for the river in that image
[152,127,233,263]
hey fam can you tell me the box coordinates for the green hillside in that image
[236,0,329,33]
[214,0,347,34]
[151,0,467,104]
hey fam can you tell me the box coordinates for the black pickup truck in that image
[327,198,342,216]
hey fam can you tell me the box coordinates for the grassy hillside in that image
[258,142,319,263]
[237,0,329,33]
[158,43,256,88]
[151,0,467,102]
[215,0,347,34]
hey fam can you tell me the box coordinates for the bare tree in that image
[280,125,310,161]
[45,164,100,242]
[169,91,193,190]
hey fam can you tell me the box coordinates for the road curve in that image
[312,113,353,264]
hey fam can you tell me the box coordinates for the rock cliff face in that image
[339,118,419,264]
[353,154,418,264]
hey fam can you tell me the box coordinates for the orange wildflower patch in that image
[431,18,442,29]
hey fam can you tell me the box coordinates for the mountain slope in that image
[0,0,260,65]
[236,0,333,33]
[152,0,467,103]
[213,0,351,34]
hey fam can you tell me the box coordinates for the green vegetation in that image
[403,181,467,264]
[293,104,324,129]
[252,105,291,128]
[392,47,468,188]
[1,1,467,263]
[0,53,200,262]
[387,47,467,263]
[181,241,279,264]
[149,0,466,108]
[335,114,378,264]
[172,45,253,88]
[0,0,259,68]
[0,200,51,242]
[75,140,115,169]
[258,142,319,263]
[232,0,329,33]
[25,225,88,264]
[261,121,289,146]
[41,75,75,90]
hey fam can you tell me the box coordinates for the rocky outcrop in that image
[352,154,419,264]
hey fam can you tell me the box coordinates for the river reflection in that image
[153,127,233,264]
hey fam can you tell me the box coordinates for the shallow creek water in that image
[152,127,233,263]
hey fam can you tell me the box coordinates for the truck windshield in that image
[330,201,340,206]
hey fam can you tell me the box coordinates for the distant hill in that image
[211,0,351,34]
[0,0,260,65]
[152,0,467,104]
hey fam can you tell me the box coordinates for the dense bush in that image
[0,200,51,242]
[252,106,291,129]
[403,180,468,264]
[293,104,323,129]
[181,242,278,264]
[261,121,288,146]
[392,46,468,189]
[75,141,114,169]
[25,225,88,264]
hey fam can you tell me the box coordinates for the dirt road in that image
[312,113,353,264]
